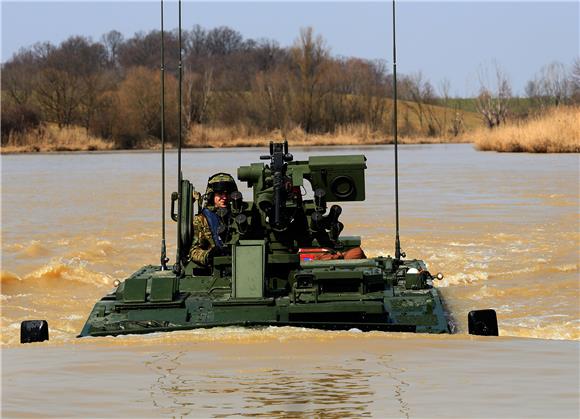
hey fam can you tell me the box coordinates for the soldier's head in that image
[205,172,238,209]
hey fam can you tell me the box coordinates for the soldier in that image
[189,173,238,267]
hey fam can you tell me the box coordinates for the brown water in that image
[1,144,579,417]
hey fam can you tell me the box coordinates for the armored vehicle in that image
[77,142,496,338]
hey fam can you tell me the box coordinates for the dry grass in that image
[471,106,580,153]
[0,101,491,154]
[184,123,467,148]
[1,124,115,153]
[0,121,473,154]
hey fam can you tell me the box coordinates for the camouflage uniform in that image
[189,173,238,267]
[189,213,216,266]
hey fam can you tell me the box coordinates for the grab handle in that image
[170,191,178,222]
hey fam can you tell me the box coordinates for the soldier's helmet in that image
[205,172,238,207]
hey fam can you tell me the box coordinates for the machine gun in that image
[237,141,367,250]
[260,141,294,231]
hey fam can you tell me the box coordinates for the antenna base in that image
[172,263,183,277]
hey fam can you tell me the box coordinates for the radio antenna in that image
[159,0,168,270]
[392,0,404,260]
[174,0,184,275]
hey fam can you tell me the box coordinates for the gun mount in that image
[235,140,366,252]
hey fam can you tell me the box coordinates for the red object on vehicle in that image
[298,247,333,261]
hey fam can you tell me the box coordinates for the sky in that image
[1,1,578,96]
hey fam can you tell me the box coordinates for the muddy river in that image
[1,144,578,417]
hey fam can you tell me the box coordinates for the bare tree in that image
[34,68,81,127]
[117,30,174,70]
[252,39,284,72]
[406,72,438,135]
[541,62,569,106]
[2,49,39,107]
[78,71,116,132]
[436,78,452,136]
[183,69,214,126]
[451,109,465,137]
[101,30,124,68]
[570,57,580,104]
[114,66,172,143]
[251,67,291,131]
[290,27,330,133]
[526,61,571,109]
[186,25,208,57]
[475,62,512,128]
[205,26,243,56]
[28,37,109,128]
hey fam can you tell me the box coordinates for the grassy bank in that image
[184,123,471,148]
[1,123,470,154]
[1,125,116,153]
[472,106,580,153]
[1,99,483,153]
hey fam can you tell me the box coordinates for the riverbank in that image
[3,107,578,154]
[472,106,580,153]
[0,123,469,154]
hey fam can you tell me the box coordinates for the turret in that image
[236,140,367,251]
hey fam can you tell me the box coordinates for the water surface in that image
[1,144,579,417]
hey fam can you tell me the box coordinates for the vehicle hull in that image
[79,262,450,337]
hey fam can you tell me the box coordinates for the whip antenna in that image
[392,0,404,260]
[174,0,184,274]
[160,0,169,270]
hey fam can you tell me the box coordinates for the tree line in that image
[2,25,579,147]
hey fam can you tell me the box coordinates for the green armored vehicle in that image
[75,142,496,338]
